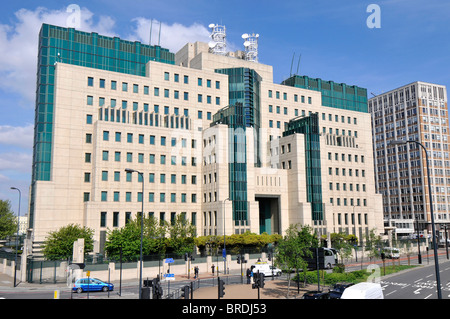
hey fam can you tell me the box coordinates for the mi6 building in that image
[29,24,383,253]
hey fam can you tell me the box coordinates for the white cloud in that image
[0,124,34,149]
[0,151,31,173]
[129,18,211,53]
[0,6,117,105]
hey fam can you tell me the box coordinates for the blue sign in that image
[165,258,174,263]
[222,248,226,258]
[164,273,175,280]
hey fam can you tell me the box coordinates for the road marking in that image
[414,278,423,283]
[424,294,432,299]
[414,288,422,294]
[426,274,433,278]
[385,290,397,296]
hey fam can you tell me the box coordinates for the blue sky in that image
[0,0,449,216]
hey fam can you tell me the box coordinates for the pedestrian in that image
[246,268,251,284]
[194,266,199,279]
[211,264,215,275]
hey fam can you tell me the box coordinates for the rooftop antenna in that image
[290,52,295,76]
[296,54,302,75]
[242,32,259,62]
[158,21,161,46]
[208,23,227,55]
[149,19,153,45]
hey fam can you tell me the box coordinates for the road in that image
[381,259,450,299]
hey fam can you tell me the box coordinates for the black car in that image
[329,282,354,299]
[302,290,330,299]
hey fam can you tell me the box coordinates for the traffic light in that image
[152,277,163,299]
[259,273,265,288]
[237,255,241,264]
[218,278,225,298]
[181,285,190,299]
[252,272,265,289]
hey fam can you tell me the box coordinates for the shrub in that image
[333,263,345,273]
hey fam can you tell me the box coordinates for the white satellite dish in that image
[255,34,260,38]
[209,23,215,29]
[208,41,217,48]
[242,33,248,39]
[243,41,250,47]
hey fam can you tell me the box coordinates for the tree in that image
[0,200,17,239]
[167,214,196,256]
[275,224,318,297]
[365,228,383,261]
[330,232,354,263]
[42,224,94,260]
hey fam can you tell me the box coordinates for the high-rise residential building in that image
[29,24,384,253]
[369,81,449,240]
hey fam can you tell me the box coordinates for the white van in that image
[383,247,400,259]
[251,262,282,277]
[340,282,384,299]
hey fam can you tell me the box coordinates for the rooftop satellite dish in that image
[208,41,216,48]
[242,33,249,39]
[243,41,250,47]
[255,34,260,38]
[209,23,215,29]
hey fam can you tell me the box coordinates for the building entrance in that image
[256,196,280,235]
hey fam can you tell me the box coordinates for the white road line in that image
[414,278,423,283]
[385,290,397,296]
[426,274,433,278]
[424,294,433,299]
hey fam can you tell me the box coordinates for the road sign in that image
[164,273,175,281]
[165,258,174,263]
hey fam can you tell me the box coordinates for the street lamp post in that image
[223,198,230,275]
[125,168,144,299]
[10,187,21,288]
[390,139,442,299]
[416,219,422,264]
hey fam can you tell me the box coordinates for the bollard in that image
[54,290,60,299]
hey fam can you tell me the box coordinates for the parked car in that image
[329,282,354,299]
[73,278,114,293]
[302,290,330,299]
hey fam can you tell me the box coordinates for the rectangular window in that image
[100,212,107,227]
